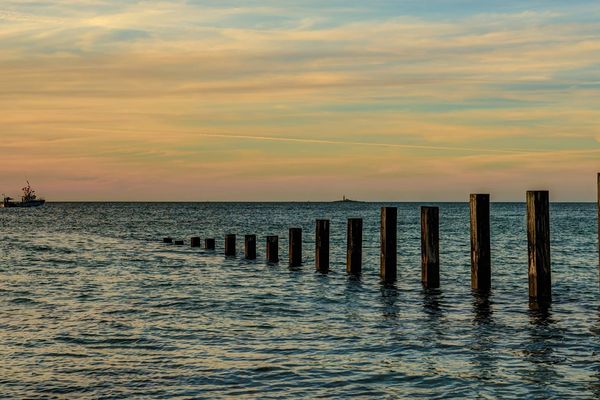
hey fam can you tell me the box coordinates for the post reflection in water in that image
[470,290,497,384]
[589,305,600,398]
[524,302,562,394]
[380,283,400,320]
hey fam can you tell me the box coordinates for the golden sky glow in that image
[1,1,599,200]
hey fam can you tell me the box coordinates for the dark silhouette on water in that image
[2,181,45,208]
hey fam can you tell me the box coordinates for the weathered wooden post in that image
[346,218,363,275]
[470,194,491,291]
[225,234,236,256]
[380,207,397,283]
[266,236,279,263]
[174,240,184,246]
[163,237,173,244]
[191,236,201,248]
[204,238,215,250]
[315,219,330,273]
[289,228,302,267]
[421,206,440,288]
[245,234,256,260]
[527,190,551,302]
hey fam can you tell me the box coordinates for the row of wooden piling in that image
[162,177,600,304]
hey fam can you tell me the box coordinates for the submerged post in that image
[163,237,173,244]
[315,219,330,273]
[174,240,184,246]
[224,234,236,256]
[527,190,551,302]
[380,207,397,283]
[245,234,256,260]
[266,236,279,263]
[204,238,215,250]
[470,194,491,291]
[289,228,302,267]
[191,236,201,248]
[346,218,363,275]
[421,206,440,288]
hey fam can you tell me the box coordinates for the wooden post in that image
[174,240,184,246]
[191,236,201,248]
[380,207,397,283]
[421,206,440,288]
[266,236,279,263]
[163,237,173,244]
[315,219,330,273]
[245,234,256,260]
[527,190,551,302]
[204,238,215,250]
[346,218,363,275]
[289,228,302,267]
[224,234,236,256]
[470,194,491,291]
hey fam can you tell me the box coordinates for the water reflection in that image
[589,305,600,398]
[380,283,399,320]
[472,290,493,325]
[470,291,497,383]
[524,303,562,388]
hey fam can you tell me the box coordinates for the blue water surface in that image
[1,202,599,398]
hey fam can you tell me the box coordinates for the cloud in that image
[0,1,599,200]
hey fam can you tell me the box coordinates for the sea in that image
[1,202,599,399]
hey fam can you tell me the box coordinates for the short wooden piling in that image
[421,206,440,288]
[289,228,302,267]
[380,207,397,283]
[470,194,491,291]
[346,218,363,275]
[204,238,215,250]
[245,234,256,260]
[174,240,184,246]
[266,236,279,263]
[163,237,173,244]
[224,234,236,256]
[315,219,330,273]
[191,237,201,248]
[527,190,551,302]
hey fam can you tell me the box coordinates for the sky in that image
[1,0,599,201]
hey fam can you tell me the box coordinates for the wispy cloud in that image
[0,1,599,200]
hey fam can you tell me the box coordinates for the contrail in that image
[194,133,537,154]
[71,127,599,156]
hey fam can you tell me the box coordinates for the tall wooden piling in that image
[191,236,201,248]
[245,234,256,260]
[225,234,236,257]
[470,194,491,291]
[204,238,215,250]
[315,219,330,273]
[527,190,551,302]
[346,218,363,275]
[289,228,302,267]
[421,206,440,288]
[266,236,279,263]
[380,207,397,283]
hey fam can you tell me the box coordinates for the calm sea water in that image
[1,202,599,399]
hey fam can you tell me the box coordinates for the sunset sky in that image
[1,1,599,201]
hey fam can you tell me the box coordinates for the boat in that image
[2,181,46,208]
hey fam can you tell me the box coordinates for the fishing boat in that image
[2,181,46,208]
